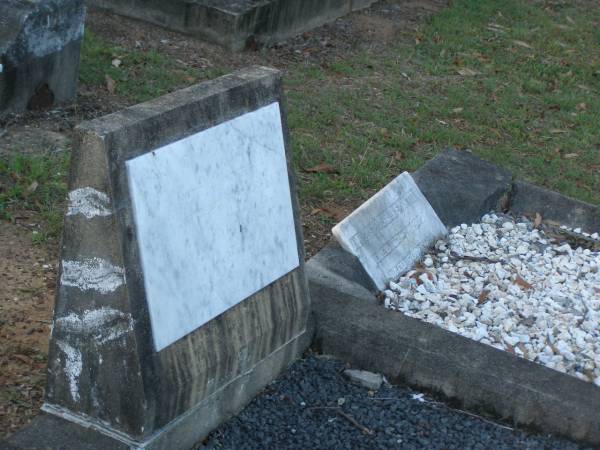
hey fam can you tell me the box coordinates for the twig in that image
[449,251,503,265]
[428,401,514,431]
[337,410,374,435]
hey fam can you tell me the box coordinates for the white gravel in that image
[384,213,600,385]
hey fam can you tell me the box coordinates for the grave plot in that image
[384,213,600,385]
[309,149,600,446]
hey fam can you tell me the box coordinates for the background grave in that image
[10,66,311,449]
[91,0,378,50]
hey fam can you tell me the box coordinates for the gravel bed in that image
[384,213,600,385]
[201,356,583,449]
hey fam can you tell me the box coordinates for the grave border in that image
[308,149,600,447]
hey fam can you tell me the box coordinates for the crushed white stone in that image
[384,213,600,385]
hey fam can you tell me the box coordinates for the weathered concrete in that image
[13,66,312,449]
[412,149,512,227]
[510,180,600,233]
[0,0,85,117]
[90,0,378,51]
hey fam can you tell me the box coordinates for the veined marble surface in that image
[332,172,447,291]
[126,102,300,351]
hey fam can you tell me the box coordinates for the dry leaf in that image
[457,68,479,76]
[27,181,38,193]
[505,344,515,354]
[512,40,533,50]
[563,153,578,159]
[576,103,587,111]
[311,206,345,221]
[452,107,464,114]
[111,58,122,68]
[534,212,542,229]
[550,128,568,134]
[477,289,490,305]
[13,354,33,365]
[105,74,116,94]
[566,16,575,24]
[303,163,339,174]
[514,275,533,290]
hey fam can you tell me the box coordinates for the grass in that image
[0,152,70,241]
[79,31,209,103]
[286,0,600,206]
[3,0,599,241]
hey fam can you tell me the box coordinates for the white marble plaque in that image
[332,172,446,290]
[126,102,300,351]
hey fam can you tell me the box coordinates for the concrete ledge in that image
[510,180,600,233]
[90,0,378,50]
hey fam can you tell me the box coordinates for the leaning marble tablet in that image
[332,172,447,291]
[126,102,300,351]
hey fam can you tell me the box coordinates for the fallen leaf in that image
[452,107,464,114]
[534,213,542,228]
[550,128,568,134]
[111,58,122,68]
[27,181,38,193]
[105,74,116,94]
[477,289,490,305]
[514,275,533,290]
[563,153,578,159]
[512,40,533,50]
[311,206,345,221]
[13,354,33,365]
[392,151,404,161]
[303,163,339,174]
[505,344,515,354]
[576,103,587,111]
[566,16,575,24]
[457,68,479,76]
[516,343,529,358]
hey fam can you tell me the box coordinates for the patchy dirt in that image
[0,214,57,437]
[0,0,448,439]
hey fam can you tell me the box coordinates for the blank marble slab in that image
[332,172,447,291]
[126,102,300,351]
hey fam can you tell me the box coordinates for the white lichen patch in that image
[61,258,125,294]
[55,308,134,345]
[66,187,112,219]
[385,214,600,385]
[56,341,82,402]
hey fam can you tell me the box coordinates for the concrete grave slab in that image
[308,150,600,447]
[332,172,446,290]
[18,66,311,449]
[0,0,85,117]
[91,0,379,51]
[412,148,512,227]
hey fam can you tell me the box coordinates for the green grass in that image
[79,31,209,103]
[0,153,70,241]
[286,0,600,206]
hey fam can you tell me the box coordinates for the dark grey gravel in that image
[201,355,586,450]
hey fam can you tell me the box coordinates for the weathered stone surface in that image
[343,369,383,390]
[510,180,600,233]
[412,149,512,227]
[38,66,311,449]
[91,0,378,51]
[332,172,446,290]
[0,0,85,116]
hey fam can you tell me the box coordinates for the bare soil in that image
[0,0,447,438]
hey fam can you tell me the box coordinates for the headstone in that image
[332,172,446,290]
[0,0,85,117]
[40,67,311,449]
